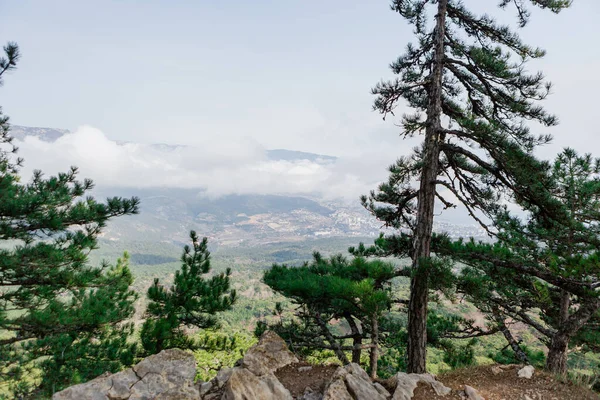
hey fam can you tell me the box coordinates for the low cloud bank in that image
[14,126,392,201]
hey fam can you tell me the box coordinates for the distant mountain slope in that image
[93,187,365,246]
[11,125,487,246]
[266,149,336,163]
[10,125,70,142]
[10,125,338,162]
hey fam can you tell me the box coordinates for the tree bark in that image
[369,312,379,379]
[545,290,571,374]
[314,311,349,364]
[544,298,600,374]
[494,313,529,364]
[546,333,569,375]
[559,290,570,325]
[345,314,363,364]
[407,0,447,374]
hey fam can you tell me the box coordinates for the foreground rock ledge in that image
[53,348,199,400]
[53,331,461,400]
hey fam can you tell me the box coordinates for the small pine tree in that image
[140,231,237,354]
[262,253,395,378]
[29,254,139,396]
[0,42,141,397]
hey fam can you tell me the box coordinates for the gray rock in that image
[199,380,213,396]
[464,385,484,400]
[299,387,324,400]
[332,366,348,380]
[53,349,199,400]
[393,373,420,400]
[323,363,388,400]
[262,373,295,399]
[106,370,139,399]
[322,378,353,400]
[222,368,293,400]
[518,365,535,379]
[392,372,451,400]
[373,382,392,398]
[216,367,234,388]
[344,363,371,382]
[345,373,386,400]
[491,366,503,375]
[241,330,298,376]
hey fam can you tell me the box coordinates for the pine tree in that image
[27,254,139,397]
[436,149,600,374]
[0,42,22,172]
[140,231,237,354]
[261,253,396,378]
[0,42,141,397]
[365,0,571,372]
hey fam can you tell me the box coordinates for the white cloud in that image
[15,125,395,201]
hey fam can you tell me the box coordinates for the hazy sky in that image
[2,1,600,201]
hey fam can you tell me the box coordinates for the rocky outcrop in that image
[203,330,298,400]
[52,349,199,400]
[241,330,299,376]
[53,331,498,400]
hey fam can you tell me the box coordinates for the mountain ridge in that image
[10,125,338,163]
[12,125,487,246]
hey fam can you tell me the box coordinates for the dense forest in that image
[2,0,600,399]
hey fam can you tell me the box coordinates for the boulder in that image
[373,382,391,398]
[322,378,354,400]
[392,372,451,400]
[464,385,485,400]
[242,330,299,376]
[518,365,535,379]
[216,367,234,388]
[53,349,199,400]
[490,366,503,375]
[299,387,324,400]
[222,367,293,400]
[345,373,386,400]
[345,363,371,381]
[199,381,213,396]
[322,363,388,400]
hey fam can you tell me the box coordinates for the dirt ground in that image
[275,361,339,398]
[276,362,598,399]
[412,365,599,400]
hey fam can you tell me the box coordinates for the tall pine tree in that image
[365,0,570,372]
[0,42,141,397]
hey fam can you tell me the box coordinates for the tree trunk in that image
[314,311,349,364]
[345,314,363,364]
[545,298,599,374]
[407,0,447,374]
[369,312,379,379]
[545,291,571,374]
[494,313,529,364]
[559,290,570,325]
[546,334,569,375]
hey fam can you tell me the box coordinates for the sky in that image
[1,0,600,202]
